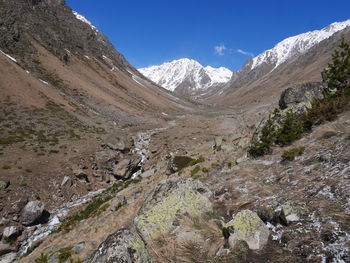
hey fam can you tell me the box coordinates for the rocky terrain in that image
[0,1,349,263]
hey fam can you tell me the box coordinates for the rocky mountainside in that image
[139,58,232,96]
[0,1,350,263]
[203,20,350,111]
[249,20,350,71]
[0,0,194,256]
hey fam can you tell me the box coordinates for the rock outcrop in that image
[19,201,45,226]
[278,82,327,112]
[87,228,152,263]
[134,178,213,240]
[224,210,270,250]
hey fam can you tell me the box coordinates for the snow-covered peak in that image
[251,19,350,70]
[138,59,232,92]
[73,11,97,31]
[204,66,232,83]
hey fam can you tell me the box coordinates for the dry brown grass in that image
[147,215,225,263]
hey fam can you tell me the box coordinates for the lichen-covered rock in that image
[225,210,269,250]
[0,180,9,190]
[279,82,326,112]
[134,178,213,240]
[19,201,45,226]
[282,201,299,224]
[87,228,152,263]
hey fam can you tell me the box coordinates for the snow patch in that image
[73,11,97,31]
[39,79,49,85]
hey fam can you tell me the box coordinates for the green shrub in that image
[173,156,195,170]
[188,155,205,166]
[55,196,112,233]
[250,41,350,157]
[274,110,304,146]
[58,247,73,263]
[281,146,305,161]
[190,165,201,176]
[301,88,350,130]
[35,254,48,263]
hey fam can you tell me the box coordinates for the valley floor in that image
[1,105,349,263]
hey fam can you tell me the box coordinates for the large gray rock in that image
[224,210,270,250]
[134,178,213,240]
[279,82,327,112]
[94,150,118,171]
[19,201,45,226]
[0,242,14,257]
[2,226,21,239]
[87,228,152,263]
[113,156,141,180]
[113,159,131,178]
[102,136,126,152]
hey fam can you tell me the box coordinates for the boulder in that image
[134,178,213,240]
[224,210,269,250]
[19,201,45,226]
[61,176,72,187]
[0,180,9,190]
[94,150,118,170]
[113,156,141,180]
[87,228,152,263]
[102,136,126,152]
[281,201,299,225]
[0,218,10,227]
[113,159,131,179]
[72,166,89,183]
[0,242,13,257]
[2,226,21,239]
[140,169,155,178]
[279,82,327,112]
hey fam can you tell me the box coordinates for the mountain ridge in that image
[138,19,350,100]
[138,58,232,95]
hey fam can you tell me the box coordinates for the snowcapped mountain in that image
[73,11,98,31]
[138,58,232,93]
[250,19,350,70]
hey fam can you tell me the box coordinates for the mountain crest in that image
[250,19,350,70]
[139,58,232,94]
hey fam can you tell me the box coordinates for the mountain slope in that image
[204,19,350,110]
[250,19,350,70]
[138,58,232,96]
[0,0,194,233]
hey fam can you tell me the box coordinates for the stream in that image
[17,120,177,258]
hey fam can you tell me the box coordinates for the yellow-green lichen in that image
[282,201,297,216]
[224,210,265,241]
[134,179,212,240]
[128,238,151,263]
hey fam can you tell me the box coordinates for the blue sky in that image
[66,0,350,71]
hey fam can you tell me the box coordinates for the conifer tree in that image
[322,39,350,90]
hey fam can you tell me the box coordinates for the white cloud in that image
[236,49,254,57]
[214,45,227,56]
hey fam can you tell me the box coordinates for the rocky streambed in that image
[1,120,178,262]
